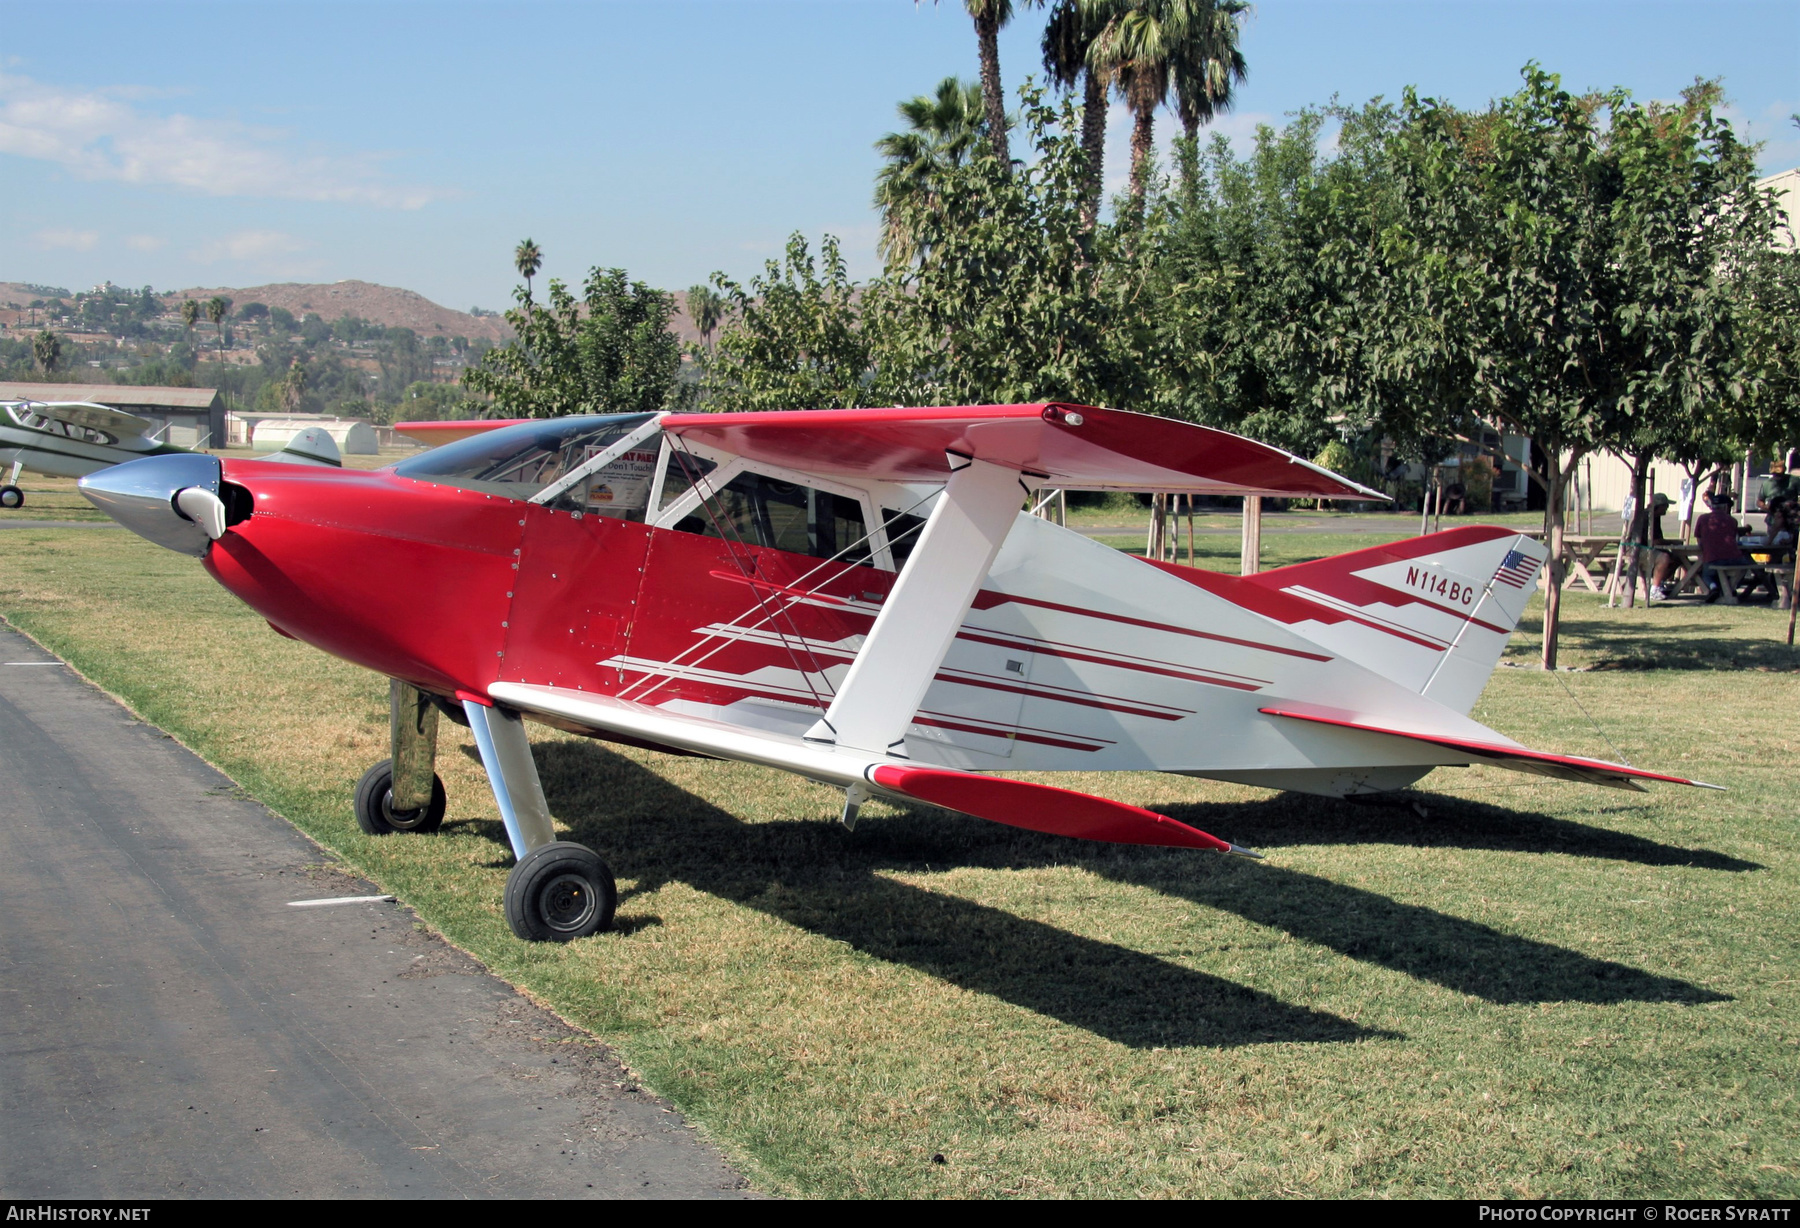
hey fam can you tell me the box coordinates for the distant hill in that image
[0,282,74,305]
[165,280,514,344]
[4,275,717,349]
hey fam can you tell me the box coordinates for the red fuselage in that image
[206,458,894,708]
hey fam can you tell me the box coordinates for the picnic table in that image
[1709,561,1795,607]
[1556,534,1625,593]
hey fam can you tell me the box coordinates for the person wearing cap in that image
[1758,458,1796,511]
[1646,492,1683,597]
[1695,490,1752,602]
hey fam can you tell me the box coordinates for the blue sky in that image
[3,0,1795,312]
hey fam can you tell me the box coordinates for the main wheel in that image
[504,841,616,942]
[0,486,23,510]
[353,759,447,835]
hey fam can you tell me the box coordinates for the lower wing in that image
[485,682,1260,855]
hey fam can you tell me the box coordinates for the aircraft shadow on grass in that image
[453,740,1729,1048]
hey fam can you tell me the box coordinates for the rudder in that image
[1238,526,1546,714]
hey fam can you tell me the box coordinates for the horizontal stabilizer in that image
[1258,704,1720,792]
[870,765,1261,856]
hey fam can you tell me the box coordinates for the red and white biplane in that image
[79,405,1712,941]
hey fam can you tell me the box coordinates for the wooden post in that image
[1241,495,1262,575]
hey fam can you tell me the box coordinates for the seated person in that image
[1441,481,1468,515]
[1644,493,1684,597]
[1695,491,1752,602]
[1765,500,1797,560]
[1748,500,1797,601]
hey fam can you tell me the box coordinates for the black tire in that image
[0,486,23,510]
[353,759,446,835]
[504,841,616,942]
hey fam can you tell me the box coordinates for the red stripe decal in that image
[969,589,1333,661]
[933,670,1202,715]
[909,717,1107,752]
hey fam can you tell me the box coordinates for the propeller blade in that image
[175,486,227,540]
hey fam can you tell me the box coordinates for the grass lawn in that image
[3,496,1797,1198]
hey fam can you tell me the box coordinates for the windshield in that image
[392,415,658,502]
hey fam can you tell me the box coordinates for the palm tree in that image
[1042,0,1115,227]
[874,76,988,262]
[180,297,200,345]
[514,238,543,303]
[1170,0,1248,141]
[205,296,229,370]
[686,285,725,349]
[1087,0,1248,205]
[281,358,307,412]
[932,0,1015,168]
[32,330,62,376]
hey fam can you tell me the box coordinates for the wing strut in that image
[806,454,1025,755]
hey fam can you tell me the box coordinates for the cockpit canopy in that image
[392,414,658,510]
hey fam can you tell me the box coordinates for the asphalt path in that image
[0,621,752,1199]
[0,520,118,530]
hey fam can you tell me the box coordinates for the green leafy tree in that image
[1391,67,1781,660]
[464,265,684,418]
[701,234,879,412]
[707,87,1159,413]
[871,85,1155,407]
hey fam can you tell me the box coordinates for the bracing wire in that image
[618,439,938,712]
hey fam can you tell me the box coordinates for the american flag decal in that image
[1493,548,1536,589]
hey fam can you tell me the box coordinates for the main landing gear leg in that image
[353,680,447,834]
[1,459,23,509]
[462,698,616,943]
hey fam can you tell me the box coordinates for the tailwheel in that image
[505,841,616,942]
[0,486,23,510]
[353,759,447,834]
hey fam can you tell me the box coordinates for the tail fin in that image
[1239,526,1546,715]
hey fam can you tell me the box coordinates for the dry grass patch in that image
[2,527,1796,1198]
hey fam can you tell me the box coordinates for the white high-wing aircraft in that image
[1,399,342,508]
[0,399,193,509]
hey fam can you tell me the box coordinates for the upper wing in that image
[393,419,529,447]
[1258,702,1720,792]
[485,682,1256,853]
[663,403,1385,499]
[24,401,156,438]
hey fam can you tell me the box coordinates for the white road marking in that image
[285,895,395,908]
